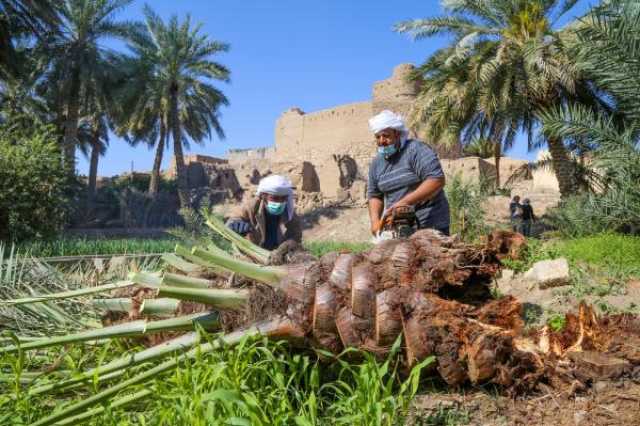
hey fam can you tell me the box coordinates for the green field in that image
[13,237,179,258]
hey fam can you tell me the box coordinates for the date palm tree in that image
[44,0,141,174]
[396,0,605,197]
[77,113,108,205]
[114,57,169,197]
[127,5,230,207]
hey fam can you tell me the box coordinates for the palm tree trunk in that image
[87,131,100,207]
[493,141,501,189]
[169,87,190,207]
[148,120,166,197]
[62,68,81,175]
[547,137,576,198]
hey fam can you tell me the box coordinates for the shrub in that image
[444,174,489,241]
[0,124,71,241]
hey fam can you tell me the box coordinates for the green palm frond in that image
[0,244,103,336]
[394,16,497,40]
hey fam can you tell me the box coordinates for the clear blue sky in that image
[79,0,596,177]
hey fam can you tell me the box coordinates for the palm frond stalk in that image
[91,298,133,312]
[28,333,200,396]
[30,321,281,426]
[204,213,271,264]
[1,280,136,306]
[138,298,181,315]
[0,312,219,353]
[160,253,203,274]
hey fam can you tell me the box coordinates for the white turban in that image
[256,175,295,221]
[368,110,409,138]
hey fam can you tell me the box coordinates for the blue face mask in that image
[377,144,398,158]
[266,201,286,216]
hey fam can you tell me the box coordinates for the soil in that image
[409,379,640,425]
[301,206,372,243]
[497,274,640,326]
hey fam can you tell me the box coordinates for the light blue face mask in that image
[377,143,398,158]
[266,201,286,216]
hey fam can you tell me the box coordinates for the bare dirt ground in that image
[409,380,640,425]
[300,206,372,243]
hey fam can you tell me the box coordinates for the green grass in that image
[502,233,640,275]
[13,235,370,259]
[547,313,566,332]
[553,233,640,271]
[0,335,432,425]
[501,233,640,301]
[14,237,178,258]
[304,241,372,258]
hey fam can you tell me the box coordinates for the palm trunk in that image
[547,137,576,198]
[62,68,81,175]
[493,141,501,189]
[148,120,166,197]
[87,128,100,207]
[169,88,190,207]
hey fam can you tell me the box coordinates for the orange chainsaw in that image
[381,205,417,239]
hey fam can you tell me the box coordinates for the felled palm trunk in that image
[11,226,640,425]
[205,229,534,388]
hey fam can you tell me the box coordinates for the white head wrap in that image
[256,175,295,221]
[368,110,409,139]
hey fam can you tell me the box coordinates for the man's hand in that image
[368,197,385,236]
[370,218,384,236]
[227,220,251,236]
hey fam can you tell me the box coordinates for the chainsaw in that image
[381,205,417,239]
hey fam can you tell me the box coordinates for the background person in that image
[367,110,450,236]
[520,198,537,237]
[509,195,523,232]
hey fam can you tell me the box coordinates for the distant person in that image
[509,195,523,232]
[367,110,450,236]
[520,198,537,237]
[226,175,302,251]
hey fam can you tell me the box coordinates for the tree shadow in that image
[299,205,345,231]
